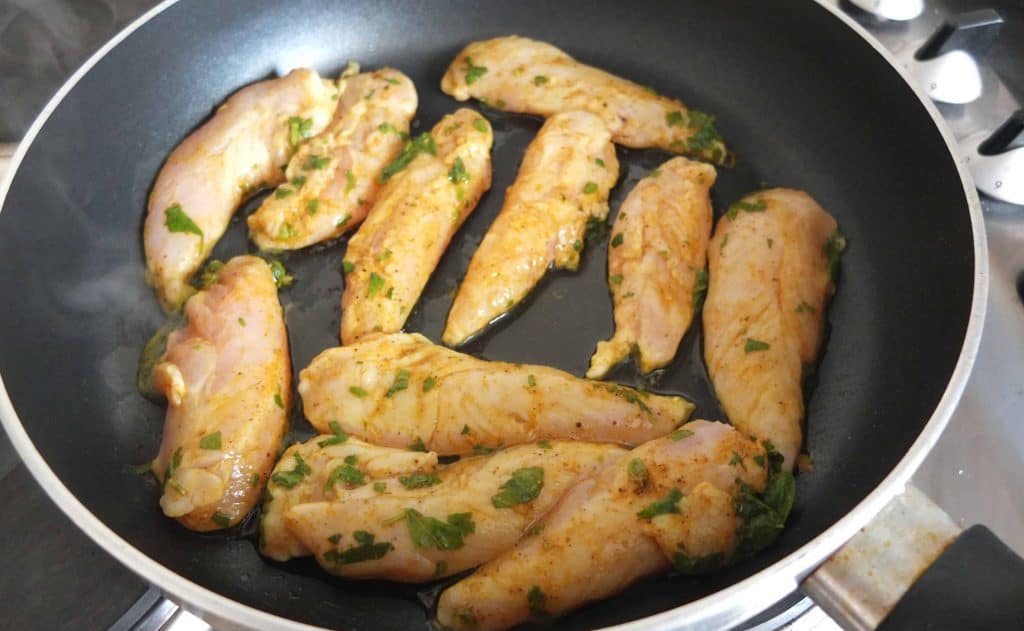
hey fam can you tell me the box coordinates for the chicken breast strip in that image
[299,333,694,455]
[282,441,623,581]
[340,109,493,344]
[437,420,793,630]
[261,433,438,562]
[247,68,418,250]
[441,36,730,164]
[144,69,337,309]
[588,157,715,378]
[704,189,843,470]
[442,111,619,346]
[151,256,291,531]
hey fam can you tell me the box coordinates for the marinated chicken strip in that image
[248,68,417,250]
[284,441,622,581]
[151,256,291,531]
[299,333,693,454]
[588,157,715,378]
[437,420,790,630]
[261,434,438,562]
[704,189,843,470]
[441,36,729,164]
[144,69,337,309]
[340,109,493,344]
[443,111,618,346]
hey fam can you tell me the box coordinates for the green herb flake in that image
[670,428,694,441]
[323,530,394,566]
[275,187,294,201]
[377,122,410,140]
[683,109,723,153]
[527,374,537,388]
[336,214,351,228]
[302,154,331,171]
[464,57,488,85]
[434,560,449,577]
[600,383,651,413]
[199,432,222,450]
[595,157,606,168]
[691,268,709,311]
[385,369,411,397]
[637,488,684,520]
[212,512,231,527]
[409,437,428,452]
[198,259,224,288]
[340,262,354,276]
[164,204,203,239]
[380,132,437,181]
[647,168,662,178]
[753,454,766,467]
[473,118,488,133]
[250,473,261,487]
[368,272,387,298]
[526,523,545,537]
[491,467,544,508]
[448,157,470,184]
[343,169,357,193]
[744,338,771,353]
[268,259,294,288]
[666,111,687,127]
[726,198,767,220]
[767,237,774,248]
[131,462,153,476]
[399,472,441,489]
[622,291,635,298]
[824,229,846,280]
[318,421,349,447]
[610,274,624,285]
[373,481,387,493]
[611,233,624,248]
[291,175,307,188]
[473,444,496,455]
[734,443,796,555]
[527,585,548,617]
[585,216,610,243]
[796,301,816,314]
[460,424,471,436]
[673,550,724,575]
[628,458,648,488]
[288,116,314,147]
[326,464,365,489]
[328,533,343,545]
[537,440,552,450]
[271,453,312,489]
[406,509,475,550]
[274,390,285,409]
[533,75,549,86]
[572,239,583,252]
[582,181,599,195]
[730,451,745,467]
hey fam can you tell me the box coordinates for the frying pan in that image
[0,0,989,629]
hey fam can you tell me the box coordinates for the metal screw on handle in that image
[844,0,924,22]
[962,109,1024,207]
[903,9,1004,105]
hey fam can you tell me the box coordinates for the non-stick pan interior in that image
[0,1,975,628]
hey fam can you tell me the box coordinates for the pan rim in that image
[0,1,988,629]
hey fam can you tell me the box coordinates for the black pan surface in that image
[0,0,975,629]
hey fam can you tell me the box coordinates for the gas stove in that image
[0,1,1020,630]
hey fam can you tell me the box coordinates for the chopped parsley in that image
[533,75,549,86]
[464,57,488,85]
[796,301,816,314]
[666,111,686,127]
[670,428,694,441]
[692,268,709,310]
[726,198,766,220]
[199,432,221,450]
[349,385,368,398]
[595,157,606,168]
[730,451,745,467]
[398,472,442,490]
[198,259,223,288]
[734,442,796,555]
[326,464,365,489]
[409,437,428,452]
[448,157,470,184]
[342,260,354,274]
[380,132,437,181]
[434,560,449,577]
[491,467,544,508]
[164,204,203,239]
[377,122,410,140]
[288,116,314,147]
[824,229,846,280]
[683,109,723,153]
[345,169,356,192]
[274,389,285,409]
[406,509,475,550]
[164,447,183,486]
[328,533,343,545]
[744,338,771,353]
[527,585,548,617]
[610,274,624,285]
[373,482,387,493]
[385,369,411,397]
[306,199,319,215]
[268,259,293,288]
[460,424,471,435]
[323,530,393,565]
[525,523,545,537]
[318,420,349,447]
[537,440,552,450]
[600,383,651,413]
[527,374,537,388]
[291,175,307,188]
[610,233,625,248]
[582,181,599,194]
[212,512,231,527]
[473,444,496,455]
[271,453,312,488]
[473,118,488,133]
[628,458,648,488]
[367,272,386,298]
[673,549,724,575]
[276,222,296,239]
[303,154,331,170]
[585,216,610,243]
[637,488,684,520]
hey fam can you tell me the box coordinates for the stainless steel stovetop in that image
[0,1,1020,629]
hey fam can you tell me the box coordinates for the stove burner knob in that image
[961,110,1024,207]
[909,9,1004,104]
[844,0,923,22]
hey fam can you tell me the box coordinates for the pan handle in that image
[800,485,1024,629]
[108,586,210,631]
